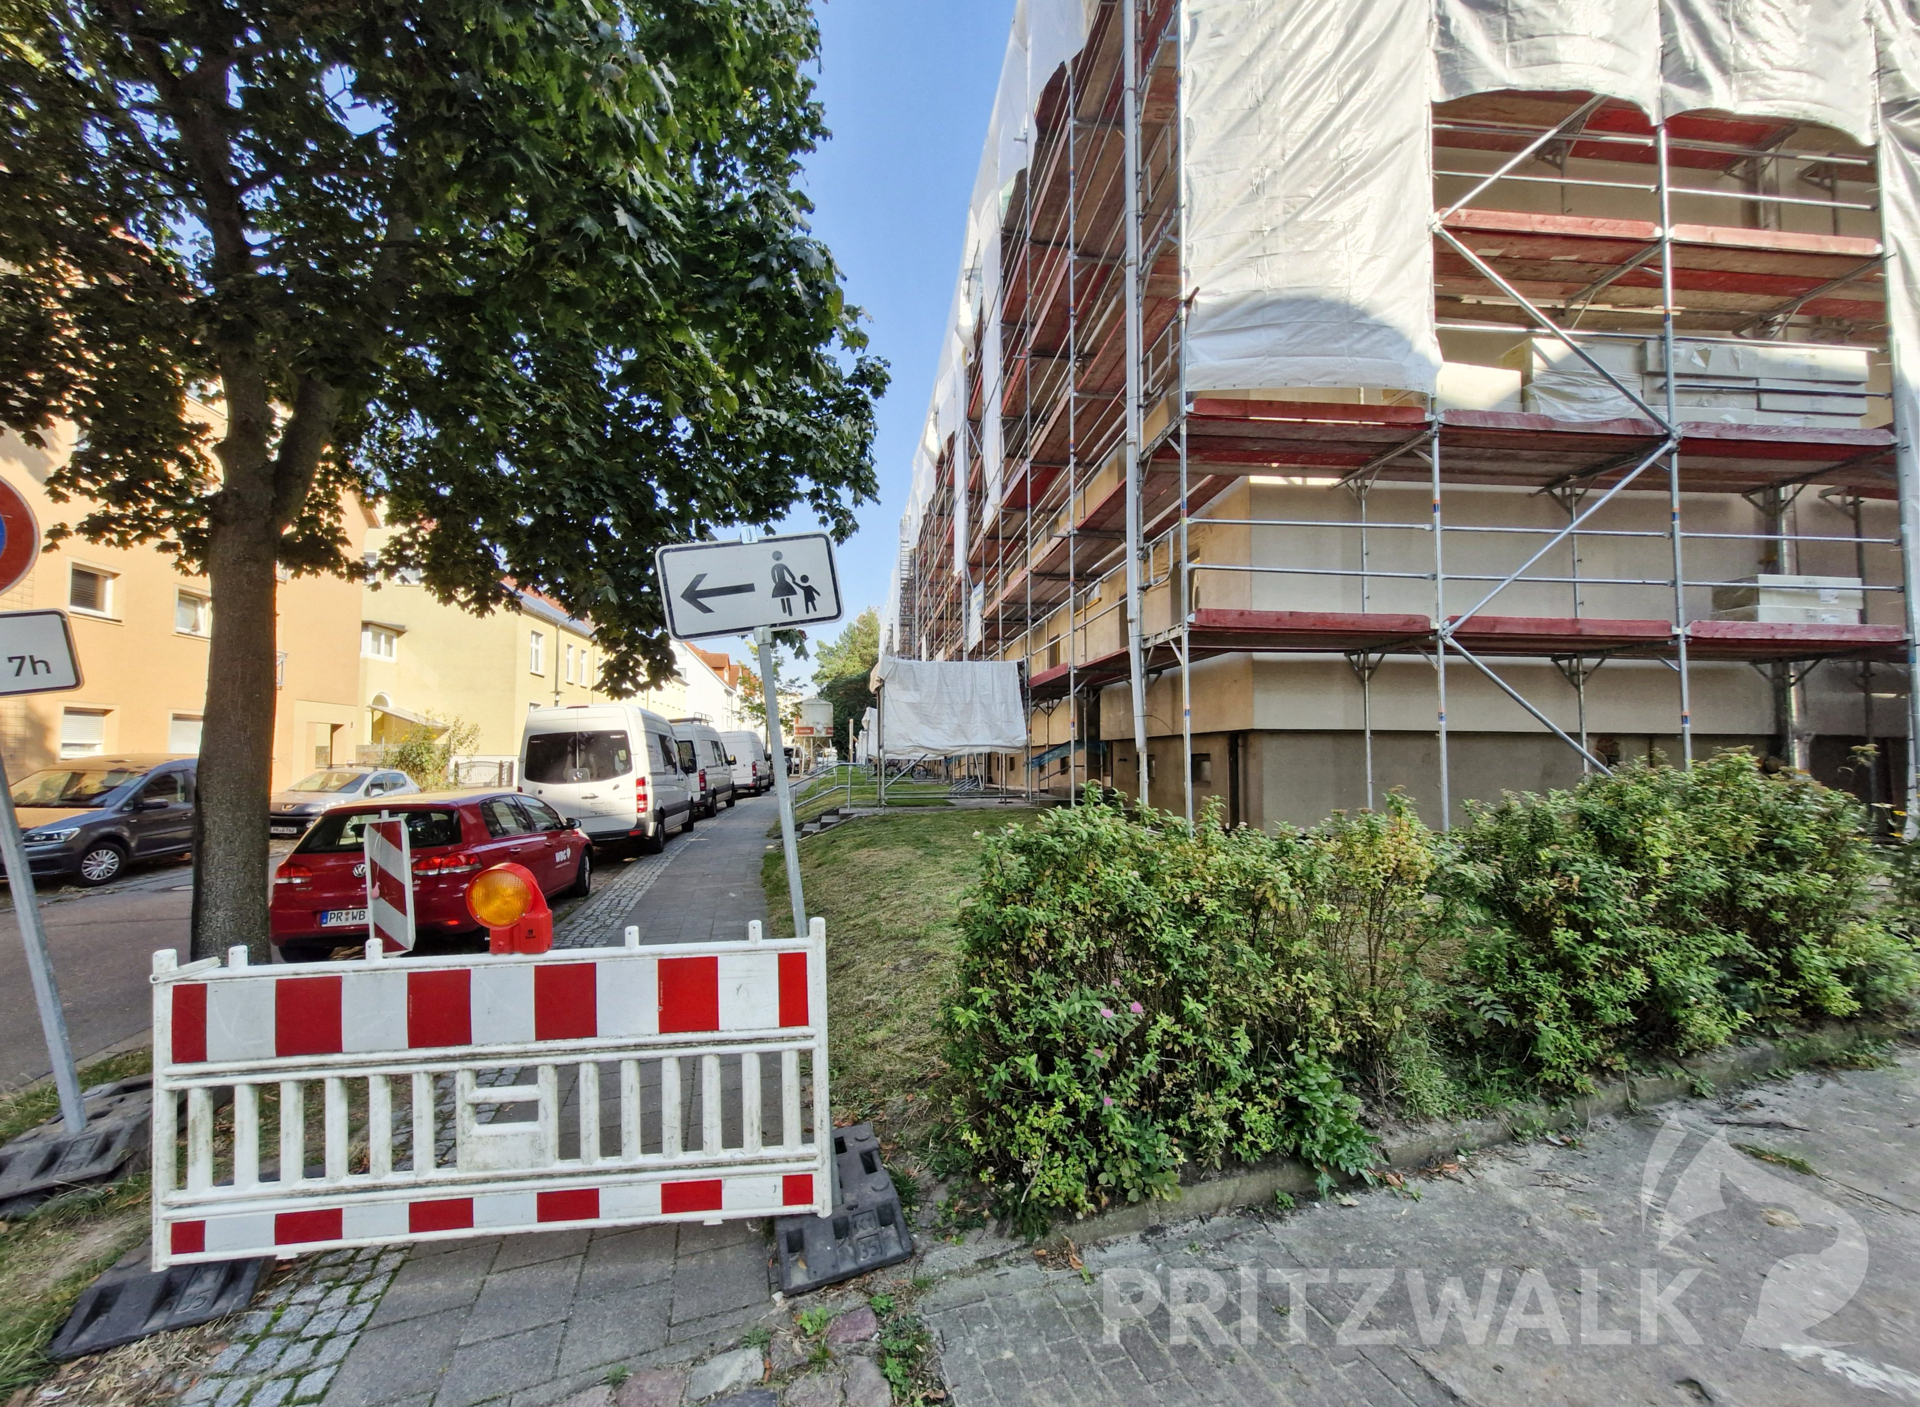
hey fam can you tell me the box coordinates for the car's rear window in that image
[524,730,631,783]
[296,808,463,853]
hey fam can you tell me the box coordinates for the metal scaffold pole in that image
[1657,121,1695,767]
[1122,0,1151,806]
[1431,429,1451,831]
[1177,0,1194,829]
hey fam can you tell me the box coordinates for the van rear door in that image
[522,727,636,837]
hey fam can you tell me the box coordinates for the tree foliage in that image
[811,605,877,754]
[0,0,886,690]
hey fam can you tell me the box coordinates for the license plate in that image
[321,908,368,927]
[271,824,302,836]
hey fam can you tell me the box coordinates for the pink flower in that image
[1129,1001,1144,1015]
[1099,1007,1115,1019]
[1102,1096,1114,1107]
[1092,1048,1105,1058]
[1111,979,1122,989]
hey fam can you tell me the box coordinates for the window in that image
[69,566,115,617]
[1191,752,1212,784]
[480,796,531,838]
[59,709,108,757]
[564,643,576,684]
[168,714,203,754]
[174,591,211,637]
[361,624,398,660]
[675,739,698,773]
[138,772,187,806]
[517,797,563,831]
[524,731,632,784]
[297,808,463,853]
[529,630,546,675]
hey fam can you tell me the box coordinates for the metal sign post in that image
[0,608,87,1133]
[755,627,808,942]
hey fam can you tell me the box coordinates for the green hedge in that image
[937,753,1917,1232]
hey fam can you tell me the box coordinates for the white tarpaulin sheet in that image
[1661,0,1877,145]
[1435,0,1661,110]
[870,658,1027,756]
[1184,0,1443,395]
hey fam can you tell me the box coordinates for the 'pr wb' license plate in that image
[321,909,368,927]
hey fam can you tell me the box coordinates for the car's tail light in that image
[274,862,313,887]
[635,775,649,813]
[698,768,707,792]
[416,849,482,875]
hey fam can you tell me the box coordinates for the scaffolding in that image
[896,1,1920,836]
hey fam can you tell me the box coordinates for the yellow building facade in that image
[0,425,364,789]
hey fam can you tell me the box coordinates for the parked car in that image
[720,730,770,795]
[269,766,420,839]
[10,754,198,887]
[270,790,590,961]
[520,703,693,854]
[672,720,735,817]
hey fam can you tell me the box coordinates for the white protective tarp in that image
[1661,0,1877,145]
[870,657,1027,757]
[1879,0,1920,660]
[1435,0,1661,110]
[1183,0,1443,394]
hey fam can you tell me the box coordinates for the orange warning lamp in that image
[465,863,553,954]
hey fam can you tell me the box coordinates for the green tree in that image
[0,0,885,958]
[811,606,878,755]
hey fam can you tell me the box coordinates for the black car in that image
[11,754,198,886]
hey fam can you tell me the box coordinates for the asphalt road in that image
[0,855,196,1090]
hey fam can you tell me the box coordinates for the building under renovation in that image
[883,0,1920,831]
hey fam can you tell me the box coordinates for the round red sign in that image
[0,478,40,598]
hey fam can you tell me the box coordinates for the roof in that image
[686,643,743,689]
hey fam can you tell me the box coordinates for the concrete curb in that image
[1038,1017,1913,1252]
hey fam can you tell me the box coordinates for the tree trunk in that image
[188,452,284,963]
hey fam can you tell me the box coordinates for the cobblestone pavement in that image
[922,1054,1920,1407]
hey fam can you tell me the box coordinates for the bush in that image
[936,755,1918,1230]
[1444,752,1918,1091]
[939,795,1376,1232]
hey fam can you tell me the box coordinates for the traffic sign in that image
[0,610,81,696]
[0,480,41,597]
[656,533,842,641]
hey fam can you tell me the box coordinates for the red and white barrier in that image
[364,818,414,952]
[150,920,830,1268]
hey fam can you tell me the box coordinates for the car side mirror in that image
[560,816,578,828]
[727,754,737,765]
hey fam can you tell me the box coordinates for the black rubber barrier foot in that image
[47,1241,269,1361]
[0,1076,152,1218]
[774,1122,914,1297]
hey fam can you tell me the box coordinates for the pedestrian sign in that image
[656,533,842,641]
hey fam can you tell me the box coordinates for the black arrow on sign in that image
[679,573,756,615]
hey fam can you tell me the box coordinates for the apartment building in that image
[0,424,363,788]
[359,525,750,779]
[890,0,1920,831]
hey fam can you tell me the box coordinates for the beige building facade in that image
[1,426,363,790]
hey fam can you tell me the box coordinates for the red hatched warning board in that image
[149,923,830,1267]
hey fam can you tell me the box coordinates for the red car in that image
[270,790,591,962]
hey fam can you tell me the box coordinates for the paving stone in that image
[557,1289,670,1374]
[669,1251,771,1325]
[457,1256,585,1345]
[214,1379,252,1407]
[338,1299,376,1332]
[319,1286,354,1312]
[245,1337,293,1371]
[181,1378,221,1407]
[705,1394,776,1407]
[274,1302,317,1335]
[823,1308,875,1347]
[252,1376,296,1407]
[323,1306,467,1407]
[293,1367,338,1403]
[766,1335,808,1375]
[577,1226,677,1298]
[211,1343,249,1373]
[276,1337,320,1373]
[778,1369,841,1407]
[685,1348,763,1402]
[367,1243,499,1327]
[839,1359,888,1407]
[552,1388,612,1407]
[491,1230,593,1272]
[436,1322,568,1407]
[314,1334,353,1368]
[304,1309,344,1339]
[612,1367,687,1407]
[675,1221,758,1257]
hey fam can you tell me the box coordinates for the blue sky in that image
[785,0,1018,631]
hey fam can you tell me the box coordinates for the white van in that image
[721,730,769,795]
[671,719,736,817]
[520,704,694,854]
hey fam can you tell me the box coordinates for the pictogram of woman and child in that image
[769,551,821,617]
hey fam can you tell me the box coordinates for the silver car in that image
[268,767,419,839]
